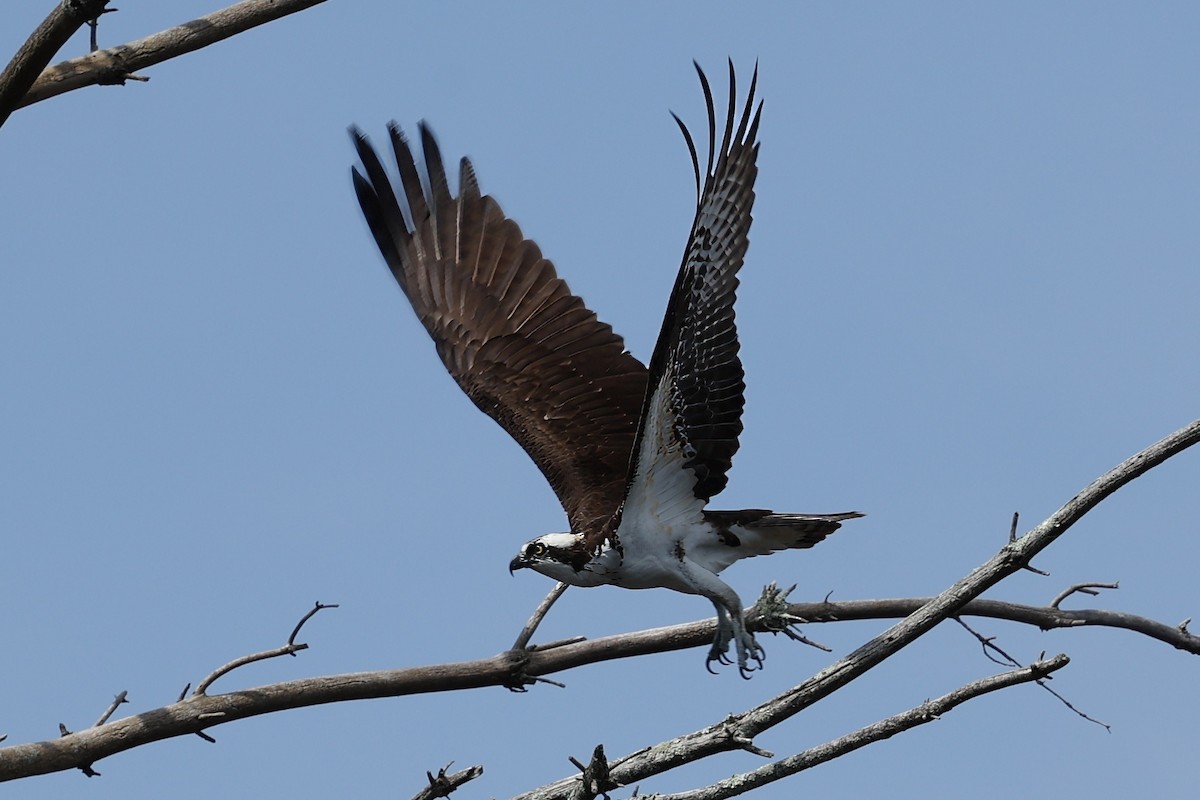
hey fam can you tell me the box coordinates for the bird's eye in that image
[530,542,547,557]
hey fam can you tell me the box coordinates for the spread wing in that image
[350,124,649,537]
[605,61,761,550]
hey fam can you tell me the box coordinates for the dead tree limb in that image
[192,601,336,696]
[410,763,484,800]
[0,0,112,129]
[643,655,1071,800]
[0,420,1195,784]
[8,0,327,117]
[511,417,1200,799]
[513,582,570,651]
[0,593,1193,782]
[772,596,1200,654]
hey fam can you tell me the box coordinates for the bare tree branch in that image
[512,417,1200,798]
[0,595,1192,781]
[193,602,336,696]
[410,763,484,800]
[954,617,1110,729]
[1050,582,1119,609]
[513,582,570,651]
[0,421,1194,785]
[567,745,619,800]
[0,0,111,129]
[92,691,129,727]
[775,596,1200,654]
[645,655,1071,800]
[12,0,327,114]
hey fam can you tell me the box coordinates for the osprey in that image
[350,63,861,676]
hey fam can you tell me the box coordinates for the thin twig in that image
[507,585,573,691]
[193,602,335,696]
[529,636,587,652]
[288,601,338,647]
[93,691,128,726]
[1037,678,1111,730]
[513,582,569,650]
[1009,511,1049,574]
[955,618,1110,729]
[87,7,118,52]
[955,616,1011,666]
[1050,582,1119,609]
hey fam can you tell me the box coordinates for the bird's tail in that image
[737,511,864,549]
[702,509,864,564]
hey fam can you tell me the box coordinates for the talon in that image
[729,627,766,679]
[737,647,765,679]
[706,646,734,674]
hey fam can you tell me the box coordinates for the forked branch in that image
[0,0,111,129]
[0,420,1196,784]
[3,0,327,123]
[193,602,336,696]
[511,418,1200,798]
[513,582,570,651]
[645,655,1071,800]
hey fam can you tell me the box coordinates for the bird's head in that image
[509,532,587,580]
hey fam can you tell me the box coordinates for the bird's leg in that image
[679,560,767,677]
[705,598,765,678]
[726,605,766,679]
[706,602,735,673]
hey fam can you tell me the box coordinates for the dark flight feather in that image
[351,124,649,538]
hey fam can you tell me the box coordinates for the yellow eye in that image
[530,542,547,557]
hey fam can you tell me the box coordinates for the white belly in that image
[599,513,710,595]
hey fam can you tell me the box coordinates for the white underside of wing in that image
[621,367,705,529]
[687,524,788,575]
[608,365,708,591]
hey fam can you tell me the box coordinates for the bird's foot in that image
[705,613,736,674]
[705,615,765,678]
[732,628,766,679]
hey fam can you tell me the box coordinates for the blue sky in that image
[2,2,1198,798]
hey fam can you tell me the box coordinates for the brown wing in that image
[606,61,761,552]
[350,124,648,537]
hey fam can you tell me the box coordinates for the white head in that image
[508,532,589,582]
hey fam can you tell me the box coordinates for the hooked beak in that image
[508,555,529,575]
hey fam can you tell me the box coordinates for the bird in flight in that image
[350,62,861,677]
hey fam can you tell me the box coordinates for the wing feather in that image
[351,123,649,537]
[610,62,762,551]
